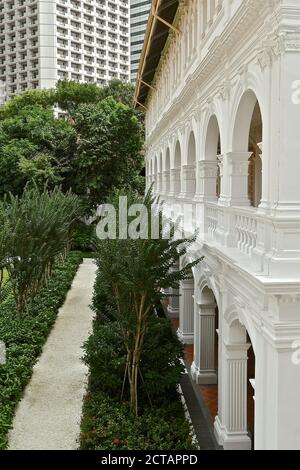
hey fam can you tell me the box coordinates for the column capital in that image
[198,160,219,178]
[170,168,181,178]
[224,342,251,358]
[197,302,217,315]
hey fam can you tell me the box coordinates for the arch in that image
[205,114,221,160]
[231,89,263,207]
[196,273,220,308]
[154,155,158,175]
[164,147,171,194]
[158,151,162,174]
[174,140,182,169]
[232,89,262,152]
[224,304,256,356]
[165,147,171,172]
[154,156,158,191]
[187,130,196,165]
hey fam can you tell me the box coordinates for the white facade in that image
[0,0,130,101]
[142,0,300,450]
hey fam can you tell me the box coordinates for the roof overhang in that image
[134,0,180,110]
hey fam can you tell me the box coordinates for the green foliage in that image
[82,316,184,403]
[0,105,76,197]
[0,89,56,121]
[0,252,82,450]
[92,189,201,415]
[55,80,102,114]
[83,321,126,395]
[80,390,197,450]
[18,153,62,189]
[0,139,36,197]
[71,97,143,209]
[0,185,81,314]
[71,221,96,252]
[97,79,135,107]
[0,81,144,207]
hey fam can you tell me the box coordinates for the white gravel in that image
[8,258,97,450]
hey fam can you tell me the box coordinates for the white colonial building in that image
[135,0,300,451]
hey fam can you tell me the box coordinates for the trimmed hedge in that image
[0,251,83,449]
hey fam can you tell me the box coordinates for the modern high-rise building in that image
[130,0,151,82]
[0,0,130,102]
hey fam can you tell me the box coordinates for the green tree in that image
[55,80,102,115]
[93,190,201,416]
[98,79,135,107]
[0,105,76,196]
[71,97,144,209]
[0,89,55,121]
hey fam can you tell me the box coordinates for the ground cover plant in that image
[0,251,83,449]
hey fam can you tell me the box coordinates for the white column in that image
[157,171,162,194]
[196,160,218,202]
[224,152,252,206]
[215,342,252,450]
[181,164,196,199]
[162,170,170,195]
[178,278,194,344]
[170,168,181,197]
[254,295,300,450]
[191,302,217,384]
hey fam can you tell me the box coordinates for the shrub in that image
[0,251,82,449]
[80,390,197,451]
[1,185,81,315]
[82,317,184,406]
[72,221,96,253]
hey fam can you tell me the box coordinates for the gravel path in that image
[8,258,97,450]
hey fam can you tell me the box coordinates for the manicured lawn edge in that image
[0,251,83,449]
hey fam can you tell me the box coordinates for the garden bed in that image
[79,316,198,451]
[80,388,198,450]
[0,251,83,449]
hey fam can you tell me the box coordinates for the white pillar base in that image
[214,416,252,450]
[191,362,217,384]
[177,329,194,345]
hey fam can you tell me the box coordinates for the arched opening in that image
[165,148,171,194]
[173,141,182,194]
[154,156,158,192]
[158,152,163,193]
[248,103,262,207]
[204,115,221,199]
[192,285,219,419]
[233,90,263,208]
[186,131,196,196]
[149,160,153,188]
